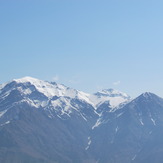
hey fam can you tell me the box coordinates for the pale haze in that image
[1,0,163,98]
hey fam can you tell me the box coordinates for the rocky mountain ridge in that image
[0,77,162,163]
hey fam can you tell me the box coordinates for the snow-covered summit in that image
[12,76,92,105]
[0,77,130,109]
[95,88,130,98]
[13,76,67,98]
[14,76,42,83]
[141,92,155,98]
[90,89,131,108]
[131,92,163,105]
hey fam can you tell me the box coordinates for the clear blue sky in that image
[1,0,163,97]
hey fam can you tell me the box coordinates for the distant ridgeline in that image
[0,77,163,163]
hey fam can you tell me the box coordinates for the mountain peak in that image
[13,76,43,84]
[142,92,153,98]
[7,76,93,106]
[0,77,131,109]
[95,88,130,99]
[139,92,157,99]
[12,76,66,98]
[90,88,131,108]
[132,92,163,105]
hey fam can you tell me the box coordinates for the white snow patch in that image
[48,115,52,119]
[50,97,73,115]
[92,118,102,129]
[117,112,124,117]
[151,118,156,125]
[0,121,10,126]
[85,137,92,150]
[19,98,46,108]
[132,154,137,161]
[89,89,130,108]
[61,109,71,117]
[0,109,8,118]
[139,119,144,125]
[17,87,32,95]
[80,113,87,121]
[77,91,95,106]
[56,114,63,119]
[0,91,10,99]
[5,121,10,124]
[90,95,128,109]
[94,110,101,116]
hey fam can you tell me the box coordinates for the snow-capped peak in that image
[142,92,154,98]
[13,76,42,84]
[132,92,159,102]
[0,77,131,110]
[95,88,129,99]
[12,76,93,105]
[90,88,131,108]
[13,76,64,98]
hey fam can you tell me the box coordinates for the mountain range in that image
[0,77,163,163]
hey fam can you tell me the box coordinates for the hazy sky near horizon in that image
[1,0,163,97]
